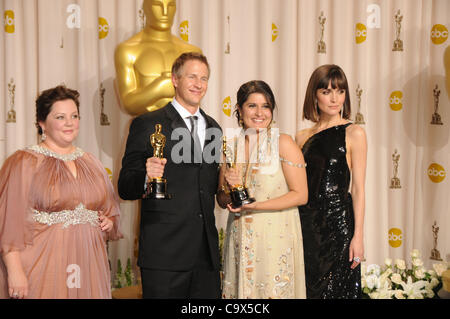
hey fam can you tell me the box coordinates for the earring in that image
[41,132,47,142]
[340,106,344,118]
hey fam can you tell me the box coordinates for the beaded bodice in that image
[26,145,84,161]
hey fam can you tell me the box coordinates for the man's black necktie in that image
[188,116,202,163]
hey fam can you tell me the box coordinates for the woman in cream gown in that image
[218,81,308,299]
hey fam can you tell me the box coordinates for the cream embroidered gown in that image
[221,131,306,299]
[0,146,122,299]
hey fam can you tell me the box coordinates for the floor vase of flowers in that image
[361,249,448,299]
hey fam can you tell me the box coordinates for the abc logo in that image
[427,163,446,183]
[355,23,367,44]
[98,17,109,39]
[222,96,231,117]
[388,228,403,248]
[104,167,113,181]
[389,91,403,111]
[431,24,448,45]
[272,23,278,42]
[179,20,189,42]
[4,10,14,33]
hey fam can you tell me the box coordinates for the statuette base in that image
[143,178,172,200]
[230,187,255,209]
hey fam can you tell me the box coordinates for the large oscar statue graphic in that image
[114,0,202,116]
[222,136,255,209]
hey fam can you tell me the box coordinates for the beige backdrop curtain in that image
[1,0,449,286]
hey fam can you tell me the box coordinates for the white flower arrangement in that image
[362,249,448,299]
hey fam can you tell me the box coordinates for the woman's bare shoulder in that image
[295,128,313,148]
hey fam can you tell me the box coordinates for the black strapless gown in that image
[298,123,361,299]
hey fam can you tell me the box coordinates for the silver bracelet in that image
[280,157,307,168]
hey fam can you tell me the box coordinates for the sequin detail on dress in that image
[298,123,361,299]
[32,203,99,229]
[26,145,84,161]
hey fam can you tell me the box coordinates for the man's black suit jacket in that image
[118,103,222,272]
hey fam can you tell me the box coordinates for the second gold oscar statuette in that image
[222,136,255,209]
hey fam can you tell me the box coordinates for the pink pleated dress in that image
[0,145,122,299]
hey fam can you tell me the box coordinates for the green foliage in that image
[113,258,136,289]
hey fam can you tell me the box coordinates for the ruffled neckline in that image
[26,145,85,162]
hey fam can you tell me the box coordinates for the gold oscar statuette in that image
[431,84,443,125]
[7,78,16,123]
[392,10,403,52]
[222,136,255,209]
[317,11,326,54]
[143,124,172,200]
[355,84,365,125]
[430,221,443,261]
[390,149,401,189]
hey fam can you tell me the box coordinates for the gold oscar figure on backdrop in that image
[99,82,110,126]
[224,15,231,54]
[430,221,443,261]
[144,124,172,199]
[114,0,202,116]
[222,136,255,209]
[355,84,365,124]
[392,10,403,51]
[317,11,326,54]
[445,45,450,99]
[390,149,401,189]
[431,84,443,125]
[7,78,16,123]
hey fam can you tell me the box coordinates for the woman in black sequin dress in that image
[295,65,367,299]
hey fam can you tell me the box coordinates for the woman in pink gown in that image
[0,85,122,299]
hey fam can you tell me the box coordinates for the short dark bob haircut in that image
[303,64,351,123]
